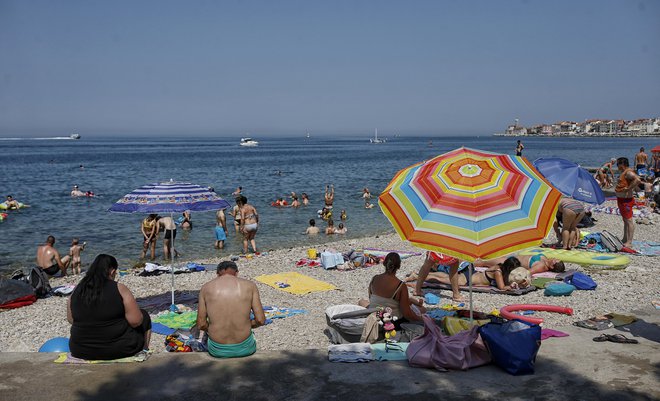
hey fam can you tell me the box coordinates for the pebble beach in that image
[1,199,658,353]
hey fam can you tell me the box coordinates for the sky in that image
[1,0,659,137]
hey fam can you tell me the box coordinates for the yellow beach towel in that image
[254,271,337,295]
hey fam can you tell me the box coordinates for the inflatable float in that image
[0,202,26,210]
[518,247,630,269]
[0,213,7,221]
[500,304,573,325]
[271,200,289,207]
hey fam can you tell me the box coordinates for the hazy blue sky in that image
[1,0,659,137]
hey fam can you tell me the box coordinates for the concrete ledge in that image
[1,309,658,401]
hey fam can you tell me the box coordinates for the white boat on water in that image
[240,137,259,147]
[70,133,81,140]
[370,128,386,144]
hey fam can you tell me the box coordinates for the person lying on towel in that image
[197,261,266,358]
[410,253,532,302]
[475,254,565,275]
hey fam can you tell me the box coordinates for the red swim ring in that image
[500,304,573,325]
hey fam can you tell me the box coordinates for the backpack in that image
[564,272,597,290]
[11,267,52,298]
[599,230,624,252]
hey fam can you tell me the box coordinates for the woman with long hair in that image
[359,252,424,322]
[67,254,151,360]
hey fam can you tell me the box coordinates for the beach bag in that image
[325,305,375,344]
[479,320,541,376]
[11,267,51,298]
[564,272,597,290]
[600,230,624,252]
[406,316,491,371]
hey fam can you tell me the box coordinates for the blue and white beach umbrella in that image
[533,157,605,205]
[108,180,230,213]
[109,180,231,310]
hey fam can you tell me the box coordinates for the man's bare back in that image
[36,236,69,275]
[197,263,265,345]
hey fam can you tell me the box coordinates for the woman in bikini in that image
[140,214,158,260]
[475,253,565,275]
[358,252,424,323]
[553,197,586,250]
[418,257,532,293]
[238,196,259,254]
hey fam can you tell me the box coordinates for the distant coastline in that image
[493,132,660,138]
[496,117,660,138]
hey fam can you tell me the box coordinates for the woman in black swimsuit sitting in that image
[67,254,151,360]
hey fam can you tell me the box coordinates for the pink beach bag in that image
[406,316,491,371]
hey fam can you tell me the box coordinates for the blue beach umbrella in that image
[532,158,605,205]
[109,180,231,309]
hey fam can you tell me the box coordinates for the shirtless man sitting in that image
[36,235,71,276]
[196,261,266,358]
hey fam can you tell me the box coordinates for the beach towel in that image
[153,311,198,330]
[573,313,637,331]
[255,272,337,295]
[362,248,422,260]
[136,291,199,313]
[151,322,177,335]
[328,343,374,363]
[154,306,307,332]
[54,351,150,364]
[631,240,660,256]
[417,281,536,296]
[371,342,410,361]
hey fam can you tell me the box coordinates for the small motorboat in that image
[240,137,259,147]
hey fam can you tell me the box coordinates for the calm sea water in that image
[0,135,653,275]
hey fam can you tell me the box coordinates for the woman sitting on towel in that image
[358,252,424,323]
[67,254,152,360]
[475,253,565,276]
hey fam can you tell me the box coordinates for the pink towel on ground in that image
[541,328,569,341]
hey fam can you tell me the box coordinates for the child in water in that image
[340,210,347,220]
[69,238,87,275]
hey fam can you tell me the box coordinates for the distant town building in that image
[498,117,659,136]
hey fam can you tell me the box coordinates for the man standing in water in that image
[158,215,178,259]
[36,235,71,276]
[615,157,641,247]
[196,261,265,358]
[324,184,335,209]
[515,140,524,157]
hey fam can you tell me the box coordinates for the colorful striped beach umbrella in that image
[108,181,230,213]
[379,147,563,262]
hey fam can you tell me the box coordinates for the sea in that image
[0,135,653,275]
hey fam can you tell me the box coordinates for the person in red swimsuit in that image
[615,157,641,247]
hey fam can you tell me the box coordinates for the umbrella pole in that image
[170,211,176,311]
[468,262,473,323]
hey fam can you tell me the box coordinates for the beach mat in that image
[362,248,422,260]
[518,247,630,269]
[136,291,199,314]
[631,241,660,256]
[573,313,637,331]
[255,272,337,295]
[417,281,536,296]
[54,352,150,364]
